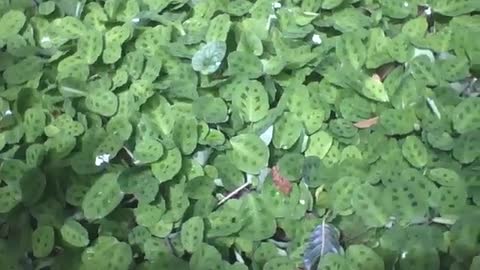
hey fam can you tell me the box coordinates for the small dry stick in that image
[216,181,251,207]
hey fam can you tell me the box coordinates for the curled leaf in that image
[304,221,343,270]
[191,41,227,75]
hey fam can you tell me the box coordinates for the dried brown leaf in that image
[271,165,292,195]
[353,116,379,128]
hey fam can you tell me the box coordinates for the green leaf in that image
[3,56,43,85]
[51,16,86,39]
[106,116,132,141]
[385,177,429,225]
[128,226,151,246]
[38,1,56,15]
[402,17,428,41]
[402,136,428,168]
[453,131,480,164]
[112,69,129,91]
[151,147,182,183]
[0,10,26,40]
[190,244,224,270]
[438,185,467,216]
[94,133,124,162]
[346,245,384,270]
[329,119,357,138]
[228,133,269,174]
[322,0,344,10]
[317,253,349,270]
[253,242,278,265]
[57,56,89,81]
[226,51,263,78]
[379,108,418,135]
[58,78,88,98]
[452,98,480,134]
[398,245,440,270]
[103,24,132,63]
[206,14,231,42]
[207,199,244,238]
[133,137,164,164]
[336,32,366,70]
[32,226,54,258]
[428,168,463,187]
[366,28,393,69]
[331,176,361,214]
[330,8,371,33]
[273,112,303,149]
[426,130,454,151]
[148,219,173,238]
[381,0,415,19]
[173,115,198,155]
[352,183,391,227]
[438,54,470,82]
[226,0,252,16]
[214,155,244,191]
[471,256,480,270]
[85,90,118,117]
[409,56,441,86]
[277,153,305,182]
[185,176,215,199]
[82,172,124,220]
[141,56,162,83]
[66,183,89,207]
[77,30,103,64]
[181,216,204,253]
[264,257,296,270]
[0,185,21,213]
[339,95,374,122]
[143,95,175,135]
[118,167,159,203]
[60,219,89,247]
[432,0,478,16]
[19,168,46,206]
[303,156,334,187]
[450,212,480,261]
[388,34,414,63]
[24,107,46,143]
[134,203,165,227]
[361,76,389,102]
[238,194,276,241]
[232,79,269,122]
[192,96,228,124]
[81,236,133,270]
[25,143,46,167]
[305,130,333,159]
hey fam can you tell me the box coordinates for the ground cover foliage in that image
[0,0,480,269]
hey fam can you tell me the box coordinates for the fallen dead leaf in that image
[354,116,379,128]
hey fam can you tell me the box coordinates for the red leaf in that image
[271,165,292,195]
[353,116,379,129]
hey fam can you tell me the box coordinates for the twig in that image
[426,97,441,119]
[122,146,140,165]
[431,216,457,225]
[320,218,326,256]
[216,181,251,208]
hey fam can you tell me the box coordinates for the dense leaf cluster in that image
[0,0,480,270]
